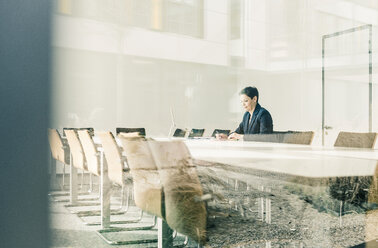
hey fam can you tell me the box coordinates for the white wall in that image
[51,0,378,144]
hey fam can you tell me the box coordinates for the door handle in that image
[324,125,333,130]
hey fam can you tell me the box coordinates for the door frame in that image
[322,24,372,146]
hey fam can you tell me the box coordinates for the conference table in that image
[185,139,378,177]
[95,137,378,247]
[183,139,378,247]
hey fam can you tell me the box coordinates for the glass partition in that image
[50,0,378,247]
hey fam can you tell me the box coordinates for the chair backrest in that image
[77,130,100,176]
[244,131,314,145]
[63,127,94,137]
[97,131,124,186]
[116,127,146,137]
[211,129,231,137]
[119,135,163,218]
[64,129,87,170]
[188,128,205,138]
[282,131,314,145]
[334,132,377,148]
[148,140,206,244]
[48,128,70,164]
[173,128,187,137]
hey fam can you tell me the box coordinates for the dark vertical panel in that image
[0,1,50,247]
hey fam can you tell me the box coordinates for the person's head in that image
[239,86,259,112]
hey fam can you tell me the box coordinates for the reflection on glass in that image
[50,0,378,247]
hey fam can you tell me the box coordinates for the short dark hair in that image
[240,86,259,102]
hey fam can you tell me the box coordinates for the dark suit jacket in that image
[235,103,273,134]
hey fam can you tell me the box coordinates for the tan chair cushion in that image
[64,129,87,170]
[244,131,314,145]
[334,132,377,148]
[97,131,124,186]
[78,130,100,176]
[48,129,70,164]
[282,131,314,145]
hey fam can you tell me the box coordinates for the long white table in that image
[182,139,378,247]
[184,139,378,178]
[94,137,378,246]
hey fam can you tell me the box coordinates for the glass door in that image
[322,25,372,147]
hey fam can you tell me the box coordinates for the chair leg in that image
[84,209,143,226]
[69,184,127,216]
[96,215,158,245]
[115,185,130,212]
[83,186,138,226]
[72,209,126,217]
[48,159,67,193]
[173,236,189,248]
[49,161,92,198]
[50,191,94,202]
[61,163,66,190]
[49,155,58,190]
[64,201,100,207]
[80,170,84,190]
[88,173,93,193]
[61,173,100,205]
[98,214,157,233]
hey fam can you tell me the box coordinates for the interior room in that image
[1,0,377,248]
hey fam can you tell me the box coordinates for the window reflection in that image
[50,1,378,245]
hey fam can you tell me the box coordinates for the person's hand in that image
[215,133,228,140]
[228,133,243,140]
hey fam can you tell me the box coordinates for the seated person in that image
[217,86,273,140]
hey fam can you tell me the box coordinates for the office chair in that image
[63,127,95,192]
[116,127,146,137]
[173,128,187,137]
[63,127,94,136]
[211,129,231,137]
[95,131,149,226]
[96,133,162,245]
[330,131,377,226]
[148,139,207,245]
[188,128,205,138]
[63,129,99,207]
[282,131,314,145]
[72,130,129,219]
[243,131,314,145]
[47,128,70,192]
[334,132,377,148]
[120,135,197,247]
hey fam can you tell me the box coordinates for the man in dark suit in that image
[217,86,273,140]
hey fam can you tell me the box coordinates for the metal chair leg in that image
[70,186,128,217]
[80,170,84,190]
[173,236,189,248]
[84,209,143,226]
[98,214,157,233]
[60,173,100,205]
[83,186,137,226]
[96,215,158,245]
[88,173,93,193]
[171,231,190,247]
[62,163,66,190]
